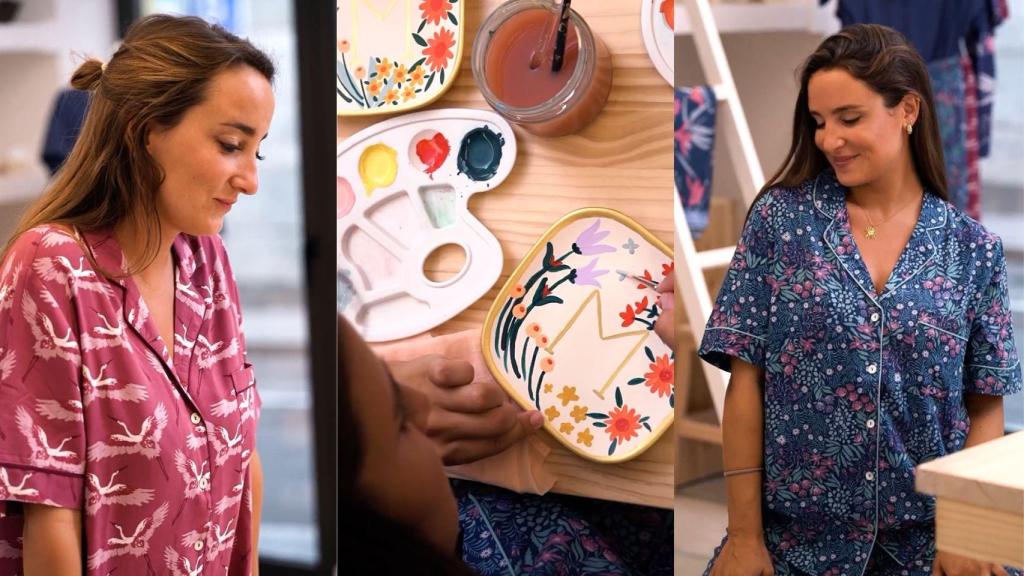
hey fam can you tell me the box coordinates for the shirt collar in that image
[811,168,948,232]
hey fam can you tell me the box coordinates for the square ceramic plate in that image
[482,208,675,463]
[338,0,465,115]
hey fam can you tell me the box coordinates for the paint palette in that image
[641,0,674,86]
[481,209,675,463]
[338,108,517,342]
[337,0,465,116]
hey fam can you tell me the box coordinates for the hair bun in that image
[70,58,105,91]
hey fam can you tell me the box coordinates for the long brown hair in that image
[747,23,947,222]
[3,14,274,275]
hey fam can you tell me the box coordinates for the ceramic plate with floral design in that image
[482,209,675,463]
[641,0,674,86]
[338,0,465,115]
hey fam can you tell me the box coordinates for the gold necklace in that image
[850,192,922,240]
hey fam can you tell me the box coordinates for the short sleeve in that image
[697,193,778,372]
[963,237,1022,395]
[0,232,86,514]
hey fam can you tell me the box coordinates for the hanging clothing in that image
[929,55,970,214]
[41,89,90,174]
[675,86,717,239]
[0,225,260,575]
[698,169,1021,575]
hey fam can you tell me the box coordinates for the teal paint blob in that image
[457,126,504,181]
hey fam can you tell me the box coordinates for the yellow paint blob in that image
[358,143,398,196]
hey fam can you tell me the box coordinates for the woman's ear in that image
[901,93,921,126]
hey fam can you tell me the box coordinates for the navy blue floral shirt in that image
[698,169,1022,575]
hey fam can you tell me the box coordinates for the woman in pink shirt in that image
[0,14,274,575]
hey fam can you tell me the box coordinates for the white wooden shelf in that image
[676,0,840,35]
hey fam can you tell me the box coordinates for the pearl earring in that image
[906,123,913,135]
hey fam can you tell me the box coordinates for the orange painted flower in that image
[419,0,453,25]
[392,64,408,84]
[556,385,578,407]
[559,422,574,434]
[537,334,550,347]
[367,78,382,97]
[544,405,560,422]
[510,284,525,298]
[354,66,367,80]
[634,296,649,313]
[527,323,543,339]
[543,383,553,394]
[577,427,594,447]
[619,304,636,327]
[644,354,674,398]
[540,356,555,373]
[408,66,426,87]
[384,88,399,104]
[375,58,393,79]
[512,303,527,319]
[606,405,642,444]
[570,405,588,423]
[338,39,351,53]
[422,28,455,73]
[659,0,674,29]
[401,85,415,102]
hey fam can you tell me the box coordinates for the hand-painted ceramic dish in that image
[641,0,674,86]
[338,0,465,115]
[338,108,517,342]
[482,208,675,463]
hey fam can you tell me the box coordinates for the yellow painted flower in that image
[543,383,553,394]
[375,58,393,79]
[401,85,415,102]
[392,64,408,84]
[384,88,399,104]
[544,405,560,422]
[408,66,426,87]
[570,405,588,423]
[577,428,594,447]
[367,78,382,97]
[557,386,579,407]
[559,422,574,434]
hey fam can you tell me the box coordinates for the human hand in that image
[389,355,544,466]
[710,533,774,576]
[653,270,676,348]
[932,550,1009,576]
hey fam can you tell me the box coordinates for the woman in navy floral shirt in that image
[699,24,1021,576]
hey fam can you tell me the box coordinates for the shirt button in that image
[866,419,875,429]
[870,312,880,322]
[865,471,875,481]
[190,413,202,425]
[194,540,204,551]
[866,364,878,374]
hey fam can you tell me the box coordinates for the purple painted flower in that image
[573,258,608,288]
[573,219,616,255]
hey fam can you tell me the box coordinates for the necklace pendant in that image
[865,226,877,239]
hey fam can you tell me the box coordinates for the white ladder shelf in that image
[675,0,765,434]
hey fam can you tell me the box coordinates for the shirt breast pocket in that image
[212,363,258,467]
[916,314,969,385]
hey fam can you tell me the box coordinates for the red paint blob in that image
[415,133,450,175]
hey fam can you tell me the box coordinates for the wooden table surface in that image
[338,0,675,508]
[916,430,1024,568]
